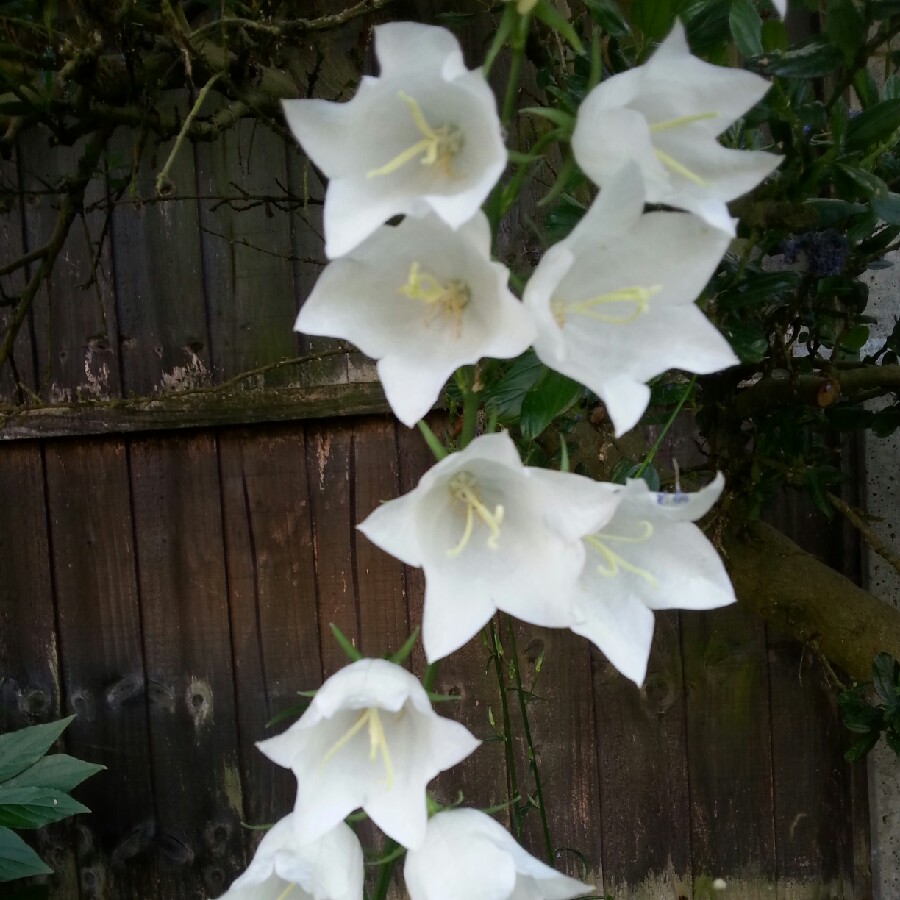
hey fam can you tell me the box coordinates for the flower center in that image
[552,285,660,327]
[447,472,504,558]
[320,707,395,788]
[366,92,464,179]
[648,112,718,187]
[399,262,470,336]
[584,520,658,586]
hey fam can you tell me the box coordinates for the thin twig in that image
[827,490,900,580]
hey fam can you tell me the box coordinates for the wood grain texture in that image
[218,425,323,833]
[44,439,160,899]
[128,433,245,898]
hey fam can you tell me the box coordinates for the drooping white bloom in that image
[257,658,479,850]
[404,809,594,900]
[523,163,737,437]
[571,21,780,235]
[772,0,786,16]
[294,212,534,427]
[282,22,506,258]
[358,431,622,662]
[217,817,363,900]
[570,474,736,686]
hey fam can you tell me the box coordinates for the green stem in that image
[505,616,554,866]
[488,620,522,836]
[633,376,696,479]
[371,837,401,900]
[459,379,479,449]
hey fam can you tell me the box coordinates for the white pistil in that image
[320,707,395,788]
[367,92,464,178]
[447,472,504,558]
[553,285,661,327]
[399,262,470,335]
[584,520,658,586]
[649,112,719,132]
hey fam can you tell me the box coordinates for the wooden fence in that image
[0,54,873,900]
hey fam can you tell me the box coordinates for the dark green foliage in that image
[840,653,900,761]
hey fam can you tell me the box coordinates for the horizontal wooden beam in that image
[0,382,393,440]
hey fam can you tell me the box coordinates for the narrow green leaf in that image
[0,718,75,784]
[803,198,867,226]
[729,0,763,58]
[873,191,900,225]
[845,99,900,151]
[0,826,52,882]
[329,624,362,662]
[388,628,420,665]
[632,0,674,39]
[873,653,899,707]
[519,106,574,132]
[3,755,104,793]
[757,38,843,77]
[0,788,88,830]
[532,0,584,53]
[519,371,583,442]
[584,0,630,36]
[416,420,448,461]
[826,0,865,61]
[559,434,570,473]
[844,728,880,762]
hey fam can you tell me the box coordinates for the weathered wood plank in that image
[681,605,777,899]
[44,439,161,899]
[218,425,323,834]
[0,157,36,401]
[593,614,693,900]
[353,418,409,656]
[196,116,300,384]
[0,444,79,898]
[109,116,210,396]
[128,433,245,898]
[20,137,120,402]
[0,380,391,440]
[305,421,359,676]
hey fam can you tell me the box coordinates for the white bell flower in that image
[571,21,780,235]
[773,0,786,16]
[294,212,535,427]
[282,22,506,258]
[256,658,480,851]
[217,816,363,900]
[358,431,622,663]
[404,808,594,900]
[523,163,737,437]
[570,474,736,686]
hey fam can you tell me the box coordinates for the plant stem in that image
[488,621,522,835]
[459,379,480,449]
[505,616,554,866]
[371,837,401,900]
[633,376,696,479]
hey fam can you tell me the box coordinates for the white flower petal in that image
[571,583,655,686]
[405,810,594,900]
[374,22,466,80]
[421,567,498,662]
[773,0,786,16]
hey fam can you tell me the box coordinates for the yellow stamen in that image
[650,112,718,132]
[367,92,463,178]
[447,472,504,558]
[320,707,395,788]
[654,148,710,186]
[554,285,660,327]
[584,520,658,586]
[399,262,470,336]
[276,883,297,900]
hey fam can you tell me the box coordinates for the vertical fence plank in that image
[109,119,210,396]
[20,139,120,402]
[0,157,36,401]
[593,613,693,899]
[196,119,299,384]
[682,605,777,899]
[0,444,79,897]
[218,425,323,834]
[353,418,409,657]
[305,421,358,676]
[44,440,160,899]
[129,433,244,899]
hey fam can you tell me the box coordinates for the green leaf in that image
[0,826,52,882]
[0,718,75,785]
[760,19,788,52]
[532,0,584,54]
[826,0,865,61]
[872,653,898,707]
[845,99,900,151]
[584,0,630,36]
[328,624,362,662]
[0,788,88,830]
[804,198,867,226]
[844,728,880,762]
[757,38,844,77]
[873,191,900,225]
[388,628,420,666]
[632,0,675,39]
[729,0,763,57]
[3,755,104,793]
[835,164,889,199]
[519,107,575,131]
[519,371,583,442]
[484,352,544,420]
[840,325,870,352]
